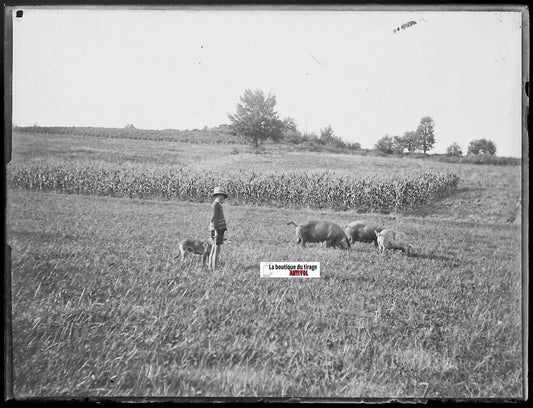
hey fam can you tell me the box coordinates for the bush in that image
[436,155,520,166]
[284,132,304,145]
[446,143,463,157]
[467,139,497,156]
[374,135,395,155]
[461,155,520,166]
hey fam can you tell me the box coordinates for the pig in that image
[375,229,414,255]
[287,220,351,249]
[344,221,384,246]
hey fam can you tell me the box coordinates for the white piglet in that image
[375,229,415,255]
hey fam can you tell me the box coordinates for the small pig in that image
[375,229,414,255]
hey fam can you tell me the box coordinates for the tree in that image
[467,139,497,155]
[318,125,336,145]
[281,116,302,143]
[392,135,405,154]
[402,131,420,153]
[374,135,395,154]
[347,142,361,151]
[228,89,284,147]
[320,125,335,142]
[446,143,463,157]
[390,131,419,154]
[320,125,350,148]
[282,116,298,133]
[415,116,436,154]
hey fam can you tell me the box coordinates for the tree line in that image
[373,119,497,157]
[228,89,498,157]
[373,116,435,155]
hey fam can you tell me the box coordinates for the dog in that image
[174,237,229,266]
[174,239,213,266]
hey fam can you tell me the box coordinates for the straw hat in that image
[212,186,228,198]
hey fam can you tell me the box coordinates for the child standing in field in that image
[208,186,228,271]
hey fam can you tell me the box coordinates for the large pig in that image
[287,220,351,249]
[375,229,415,255]
[344,221,384,246]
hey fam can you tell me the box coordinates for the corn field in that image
[7,162,459,212]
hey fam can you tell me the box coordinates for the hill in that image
[11,126,521,165]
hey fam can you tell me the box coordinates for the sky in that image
[11,7,524,157]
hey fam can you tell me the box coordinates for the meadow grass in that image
[7,190,523,398]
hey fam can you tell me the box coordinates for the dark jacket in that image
[209,201,227,231]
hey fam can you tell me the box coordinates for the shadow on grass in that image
[366,249,473,268]
[453,187,485,194]
[402,186,487,218]
[408,251,457,263]
[322,274,355,282]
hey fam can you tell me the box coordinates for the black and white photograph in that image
[4,4,528,400]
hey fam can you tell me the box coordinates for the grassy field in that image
[6,130,525,398]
